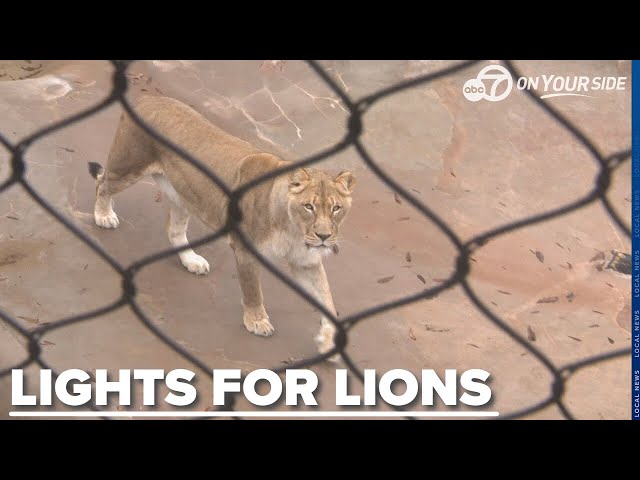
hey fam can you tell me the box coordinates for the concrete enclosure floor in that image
[0,60,633,419]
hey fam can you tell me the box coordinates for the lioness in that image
[88,95,356,359]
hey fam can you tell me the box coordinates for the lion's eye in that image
[304,203,314,212]
[332,205,342,212]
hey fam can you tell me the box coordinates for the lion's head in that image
[287,168,356,252]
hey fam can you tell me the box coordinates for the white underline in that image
[9,410,500,418]
[539,93,594,99]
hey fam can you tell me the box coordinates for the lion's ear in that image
[334,171,356,195]
[289,168,311,193]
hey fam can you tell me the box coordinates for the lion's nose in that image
[316,233,331,241]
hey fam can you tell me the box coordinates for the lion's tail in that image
[88,162,105,180]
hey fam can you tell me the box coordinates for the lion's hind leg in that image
[166,201,210,275]
[156,174,210,275]
[88,162,144,229]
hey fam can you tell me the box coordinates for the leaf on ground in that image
[18,315,39,324]
[607,337,615,344]
[281,356,301,365]
[377,276,394,284]
[394,193,402,204]
[568,336,582,342]
[409,328,416,341]
[536,296,558,304]
[497,290,512,295]
[527,325,536,342]
[405,252,412,262]
[424,324,450,333]
[416,274,426,284]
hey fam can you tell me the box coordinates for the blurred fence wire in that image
[0,60,632,419]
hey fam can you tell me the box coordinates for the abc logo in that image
[463,79,486,102]
[463,65,513,102]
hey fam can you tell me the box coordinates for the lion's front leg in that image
[288,261,340,362]
[232,243,274,337]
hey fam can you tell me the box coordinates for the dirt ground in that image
[0,60,632,419]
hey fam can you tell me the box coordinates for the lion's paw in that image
[95,211,119,229]
[315,325,340,363]
[180,252,210,275]
[244,313,275,337]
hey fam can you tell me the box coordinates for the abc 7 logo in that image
[463,65,513,102]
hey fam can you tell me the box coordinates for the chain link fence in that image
[0,60,632,419]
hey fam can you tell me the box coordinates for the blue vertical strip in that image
[633,60,640,420]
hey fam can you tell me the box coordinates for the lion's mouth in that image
[306,243,339,254]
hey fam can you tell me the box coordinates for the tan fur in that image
[91,95,356,359]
